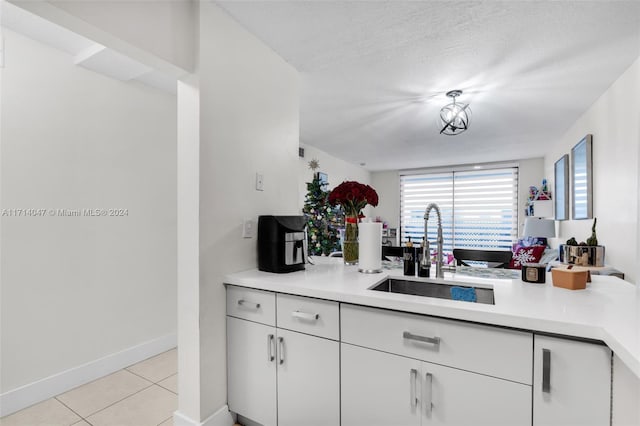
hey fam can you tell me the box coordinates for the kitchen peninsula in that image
[225,258,639,426]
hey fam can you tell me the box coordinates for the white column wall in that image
[195,2,300,420]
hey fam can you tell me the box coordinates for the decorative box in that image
[551,268,589,290]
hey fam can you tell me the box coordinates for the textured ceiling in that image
[217,1,640,171]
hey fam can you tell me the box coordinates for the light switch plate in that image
[255,173,264,191]
[242,219,255,238]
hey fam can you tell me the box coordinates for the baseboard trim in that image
[173,410,198,426]
[174,405,235,426]
[0,333,177,417]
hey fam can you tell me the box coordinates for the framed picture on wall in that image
[571,134,593,220]
[554,155,569,220]
[317,172,328,186]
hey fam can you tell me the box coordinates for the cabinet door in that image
[276,329,339,426]
[341,343,421,426]
[227,316,277,426]
[423,362,531,426]
[533,335,611,426]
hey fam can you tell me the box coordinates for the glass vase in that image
[343,215,359,265]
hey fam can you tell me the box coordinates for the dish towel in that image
[450,286,477,302]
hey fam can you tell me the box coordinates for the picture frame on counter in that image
[554,154,569,220]
[571,134,593,220]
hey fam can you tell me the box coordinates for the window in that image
[400,167,518,252]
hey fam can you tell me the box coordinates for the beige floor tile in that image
[157,374,177,394]
[86,385,177,426]
[0,398,81,426]
[71,421,91,426]
[127,349,177,383]
[158,417,173,426]
[57,369,152,417]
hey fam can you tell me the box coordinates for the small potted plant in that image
[328,181,379,264]
[561,218,605,266]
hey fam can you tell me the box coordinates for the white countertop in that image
[224,258,640,379]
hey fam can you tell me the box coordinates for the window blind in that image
[400,168,518,252]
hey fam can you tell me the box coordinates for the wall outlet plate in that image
[242,219,254,238]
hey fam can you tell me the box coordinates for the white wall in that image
[517,158,546,233]
[370,158,545,239]
[1,29,176,395]
[299,143,371,210]
[194,2,300,421]
[544,57,640,283]
[370,171,400,229]
[10,0,194,77]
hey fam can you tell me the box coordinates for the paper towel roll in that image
[358,222,382,273]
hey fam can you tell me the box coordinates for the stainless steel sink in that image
[370,278,495,305]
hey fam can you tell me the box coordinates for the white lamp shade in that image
[523,218,556,238]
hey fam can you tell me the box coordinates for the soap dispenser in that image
[418,237,431,278]
[403,237,415,276]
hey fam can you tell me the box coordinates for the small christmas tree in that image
[302,161,343,255]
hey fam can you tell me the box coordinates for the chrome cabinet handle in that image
[267,334,275,362]
[542,348,551,393]
[291,310,319,321]
[237,299,260,309]
[403,331,441,346]
[278,337,285,365]
[409,369,418,409]
[425,372,433,416]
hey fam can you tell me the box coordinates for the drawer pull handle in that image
[267,334,275,362]
[278,337,285,365]
[425,372,433,416]
[237,299,261,309]
[542,348,551,393]
[291,310,319,321]
[403,331,440,346]
[409,368,418,409]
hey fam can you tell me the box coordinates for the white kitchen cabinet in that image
[226,284,617,426]
[227,285,276,325]
[342,342,531,426]
[424,361,531,426]
[276,293,339,340]
[227,316,277,426]
[342,343,421,426]
[277,328,339,426]
[533,335,612,426]
[341,304,533,385]
[227,288,340,426]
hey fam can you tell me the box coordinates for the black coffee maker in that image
[258,215,307,273]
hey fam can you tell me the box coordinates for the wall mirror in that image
[571,134,593,219]
[554,154,569,220]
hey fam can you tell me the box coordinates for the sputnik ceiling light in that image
[439,90,471,136]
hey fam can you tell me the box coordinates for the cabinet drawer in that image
[341,304,532,384]
[226,286,276,326]
[277,294,339,340]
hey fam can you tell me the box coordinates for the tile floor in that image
[1,348,177,426]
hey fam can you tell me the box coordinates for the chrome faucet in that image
[421,203,444,279]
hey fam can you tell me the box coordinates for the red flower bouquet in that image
[328,181,378,265]
[328,181,379,219]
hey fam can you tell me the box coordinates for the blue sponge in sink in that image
[450,286,477,302]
